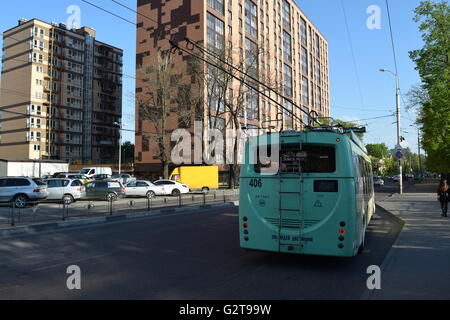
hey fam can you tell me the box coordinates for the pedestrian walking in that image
[437,180,449,217]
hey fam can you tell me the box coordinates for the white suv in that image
[0,177,48,208]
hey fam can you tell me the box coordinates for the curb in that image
[360,203,405,300]
[376,203,405,226]
[0,202,238,239]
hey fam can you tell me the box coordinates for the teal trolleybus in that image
[239,127,375,257]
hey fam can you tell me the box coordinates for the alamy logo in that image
[66,265,81,290]
[366,265,381,290]
[367,5,382,30]
[66,5,81,29]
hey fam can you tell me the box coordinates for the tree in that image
[408,0,450,174]
[195,42,280,188]
[136,50,199,178]
[121,141,135,164]
[366,143,389,159]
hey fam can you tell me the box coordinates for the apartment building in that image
[0,18,123,164]
[135,0,330,175]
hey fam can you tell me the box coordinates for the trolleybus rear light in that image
[338,244,344,249]
[340,221,346,227]
[244,230,249,235]
[339,236,345,242]
[243,223,248,229]
[243,217,248,222]
[339,229,346,235]
[336,138,341,142]
[244,237,249,242]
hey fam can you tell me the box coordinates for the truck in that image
[79,167,113,178]
[0,159,69,178]
[169,166,219,192]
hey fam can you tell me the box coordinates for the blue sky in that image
[0,0,426,152]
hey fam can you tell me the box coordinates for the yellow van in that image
[170,166,219,192]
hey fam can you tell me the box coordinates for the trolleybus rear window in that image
[279,144,336,174]
[254,144,336,174]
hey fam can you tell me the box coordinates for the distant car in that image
[373,176,385,186]
[392,175,401,182]
[80,167,113,178]
[124,180,166,199]
[111,174,136,185]
[91,174,112,181]
[0,177,48,208]
[153,180,190,196]
[55,173,90,184]
[84,180,125,201]
[44,178,86,204]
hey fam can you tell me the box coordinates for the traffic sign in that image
[395,151,403,159]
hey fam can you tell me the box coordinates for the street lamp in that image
[114,122,128,175]
[380,68,403,194]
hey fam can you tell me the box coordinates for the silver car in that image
[124,180,165,198]
[44,178,86,204]
[0,177,49,208]
[112,174,136,185]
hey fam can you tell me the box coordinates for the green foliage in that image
[408,0,450,173]
[121,141,135,164]
[366,143,390,159]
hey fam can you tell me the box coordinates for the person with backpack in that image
[437,180,449,217]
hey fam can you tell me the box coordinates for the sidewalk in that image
[369,181,450,300]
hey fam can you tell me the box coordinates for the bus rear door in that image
[278,141,305,254]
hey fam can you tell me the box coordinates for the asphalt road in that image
[0,185,403,300]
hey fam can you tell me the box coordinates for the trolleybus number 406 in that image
[249,179,262,188]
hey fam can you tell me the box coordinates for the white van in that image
[79,167,112,178]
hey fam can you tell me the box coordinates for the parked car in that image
[44,178,86,204]
[80,167,112,178]
[392,175,401,182]
[84,180,125,201]
[153,180,190,196]
[373,176,385,186]
[111,174,136,185]
[90,174,112,181]
[0,177,48,208]
[124,180,166,198]
[54,173,90,184]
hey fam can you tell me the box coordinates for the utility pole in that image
[418,129,422,180]
[380,68,403,194]
[114,122,127,175]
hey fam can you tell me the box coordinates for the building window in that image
[300,18,307,46]
[315,34,320,57]
[246,89,259,121]
[208,0,224,15]
[244,0,257,37]
[284,100,293,129]
[301,47,308,74]
[282,0,291,29]
[283,64,292,97]
[283,31,292,62]
[302,77,308,105]
[317,86,322,112]
[207,13,225,52]
[315,59,321,83]
[245,38,259,78]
